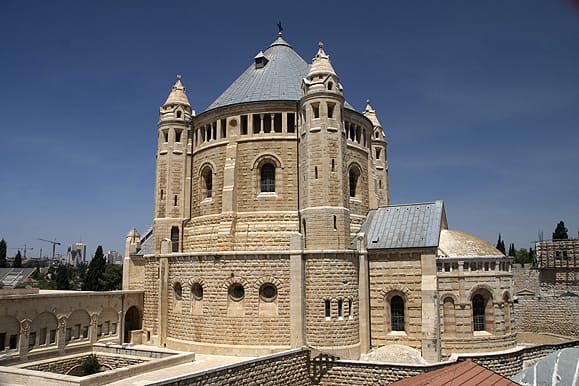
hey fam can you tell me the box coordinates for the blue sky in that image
[1,1,578,258]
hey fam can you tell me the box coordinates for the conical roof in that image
[307,42,336,78]
[206,34,309,111]
[164,75,190,107]
[363,99,383,128]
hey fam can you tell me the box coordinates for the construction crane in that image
[7,245,33,258]
[37,238,61,260]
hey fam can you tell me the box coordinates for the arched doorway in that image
[124,306,141,343]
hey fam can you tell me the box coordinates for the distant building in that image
[66,243,86,266]
[535,238,579,287]
[104,250,123,265]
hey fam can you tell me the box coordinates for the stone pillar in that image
[57,315,67,354]
[90,313,98,344]
[158,253,169,348]
[18,319,31,359]
[289,233,305,348]
[356,233,371,354]
[421,253,440,362]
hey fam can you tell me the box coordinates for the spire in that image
[307,42,337,78]
[363,99,382,128]
[163,75,190,107]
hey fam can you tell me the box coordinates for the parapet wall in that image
[151,348,311,386]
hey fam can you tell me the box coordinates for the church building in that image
[124,31,516,362]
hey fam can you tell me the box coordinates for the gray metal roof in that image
[206,36,309,111]
[0,268,36,288]
[359,201,445,250]
[206,35,355,112]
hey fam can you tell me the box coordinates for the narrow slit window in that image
[312,103,320,119]
[324,299,331,319]
[315,166,318,180]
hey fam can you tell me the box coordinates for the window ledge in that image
[473,330,492,336]
[201,197,213,204]
[387,331,407,336]
[258,192,277,198]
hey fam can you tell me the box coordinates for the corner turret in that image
[363,100,389,206]
[299,43,350,249]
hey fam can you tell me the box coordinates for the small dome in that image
[438,229,504,257]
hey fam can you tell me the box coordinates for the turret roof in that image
[164,75,190,107]
[307,42,337,78]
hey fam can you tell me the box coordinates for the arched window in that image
[191,283,203,300]
[324,299,331,319]
[201,166,213,198]
[260,163,275,193]
[176,111,182,119]
[390,296,405,331]
[472,294,486,331]
[349,167,360,198]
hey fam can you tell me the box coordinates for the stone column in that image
[18,319,31,359]
[356,233,370,355]
[57,315,67,354]
[289,233,305,348]
[158,250,170,348]
[421,252,440,362]
[90,313,98,344]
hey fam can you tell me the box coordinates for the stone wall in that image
[23,353,146,374]
[514,294,579,336]
[151,348,311,386]
[512,264,579,337]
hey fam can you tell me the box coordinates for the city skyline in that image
[1,1,578,256]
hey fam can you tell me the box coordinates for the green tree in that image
[496,234,506,254]
[101,264,123,291]
[552,221,568,240]
[82,246,106,291]
[55,263,73,290]
[508,243,516,257]
[514,248,533,264]
[0,239,7,268]
[13,251,22,268]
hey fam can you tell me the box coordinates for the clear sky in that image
[1,0,578,259]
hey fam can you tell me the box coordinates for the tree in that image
[0,239,7,268]
[82,354,100,375]
[514,248,533,265]
[13,251,22,268]
[496,234,506,254]
[552,221,568,240]
[101,264,123,291]
[82,246,106,291]
[508,243,516,257]
[55,263,73,290]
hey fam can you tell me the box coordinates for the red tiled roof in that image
[389,360,518,386]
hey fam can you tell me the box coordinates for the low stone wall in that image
[151,348,311,386]
[316,339,579,385]
[23,353,146,374]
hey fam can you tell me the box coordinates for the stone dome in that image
[438,229,504,257]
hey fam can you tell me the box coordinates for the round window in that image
[191,283,203,300]
[229,283,245,301]
[260,283,277,302]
